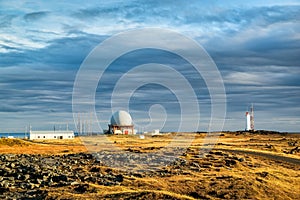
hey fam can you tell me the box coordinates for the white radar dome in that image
[110,110,133,126]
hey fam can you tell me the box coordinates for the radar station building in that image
[108,110,134,134]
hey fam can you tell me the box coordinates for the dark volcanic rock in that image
[74,183,90,193]
[115,174,124,182]
[0,152,127,198]
[52,174,68,182]
[225,159,237,166]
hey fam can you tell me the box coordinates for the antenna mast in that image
[250,104,254,130]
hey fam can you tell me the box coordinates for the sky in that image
[0,0,300,133]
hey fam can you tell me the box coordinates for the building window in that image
[68,136,70,138]
[54,136,56,138]
[38,136,40,138]
[43,136,45,138]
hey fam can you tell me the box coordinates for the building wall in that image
[108,125,134,135]
[29,131,75,140]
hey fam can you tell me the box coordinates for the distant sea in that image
[0,132,80,139]
[0,133,28,139]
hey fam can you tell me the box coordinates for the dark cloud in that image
[71,4,300,33]
[0,105,20,113]
[205,33,300,68]
[24,11,49,22]
[1,33,103,67]
[0,1,299,131]
[0,33,103,118]
[73,6,121,19]
[0,14,17,28]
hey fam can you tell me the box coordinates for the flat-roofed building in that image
[29,130,75,140]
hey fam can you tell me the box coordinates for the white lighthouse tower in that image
[245,111,251,131]
[245,104,254,131]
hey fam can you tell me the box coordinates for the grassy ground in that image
[0,132,299,199]
[0,137,86,154]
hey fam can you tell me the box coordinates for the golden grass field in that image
[0,132,299,199]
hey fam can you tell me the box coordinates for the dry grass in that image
[0,137,86,154]
[1,132,299,199]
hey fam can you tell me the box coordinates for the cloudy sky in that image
[0,0,299,133]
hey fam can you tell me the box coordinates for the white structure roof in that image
[110,110,133,126]
[29,130,74,140]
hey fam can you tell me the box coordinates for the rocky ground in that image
[0,153,121,199]
[0,149,299,199]
[0,133,299,199]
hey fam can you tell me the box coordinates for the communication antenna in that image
[77,113,81,135]
[89,112,93,135]
[250,103,254,130]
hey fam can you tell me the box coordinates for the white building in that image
[29,130,75,140]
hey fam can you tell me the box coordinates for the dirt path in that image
[215,148,300,165]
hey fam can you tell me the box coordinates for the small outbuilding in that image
[29,130,75,140]
[108,110,134,134]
